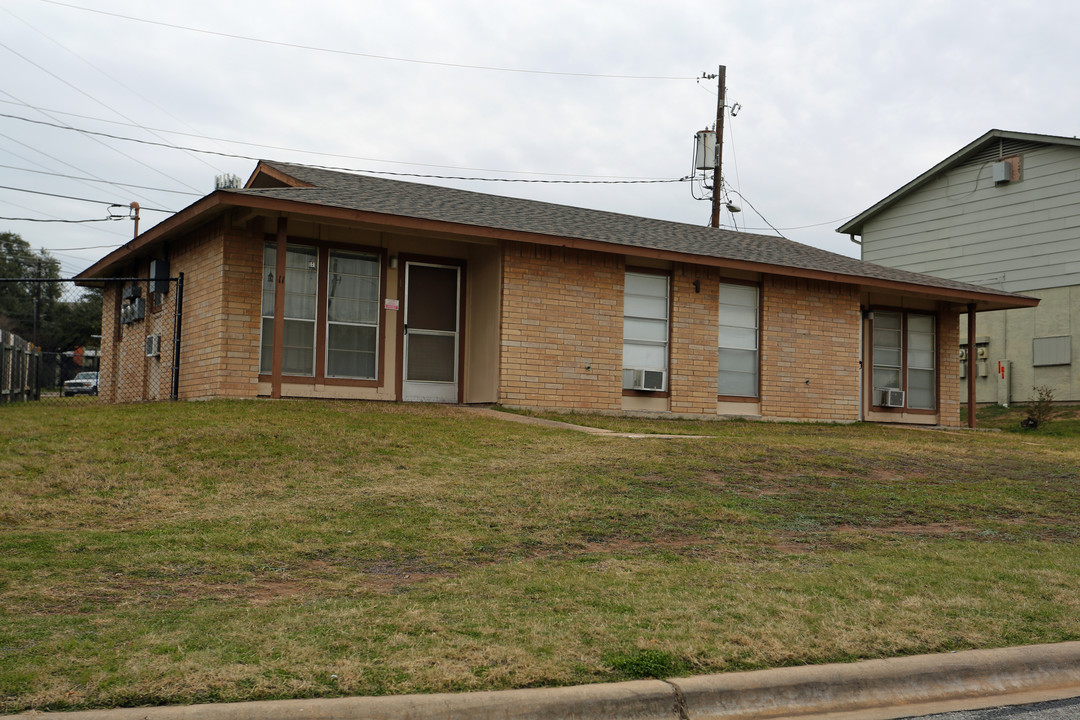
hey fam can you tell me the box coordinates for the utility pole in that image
[709,65,726,229]
[130,202,140,238]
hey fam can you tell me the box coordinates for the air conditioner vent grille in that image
[623,368,666,392]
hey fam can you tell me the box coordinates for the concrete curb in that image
[13,642,1080,720]
[673,641,1080,719]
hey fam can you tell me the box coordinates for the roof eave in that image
[226,195,1036,311]
[75,191,1037,311]
[75,192,232,280]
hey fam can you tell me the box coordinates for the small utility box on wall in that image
[149,259,170,295]
[996,359,1012,407]
[993,161,1012,184]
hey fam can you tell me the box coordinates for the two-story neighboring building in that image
[840,129,1080,405]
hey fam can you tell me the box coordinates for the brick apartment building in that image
[76,161,1036,425]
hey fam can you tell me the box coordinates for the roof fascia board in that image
[229,194,1038,310]
[244,161,313,189]
[837,129,1080,236]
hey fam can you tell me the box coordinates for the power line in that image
[0,92,165,206]
[0,215,120,223]
[0,164,202,196]
[727,190,785,238]
[38,0,695,81]
[0,195,129,238]
[0,43,204,192]
[0,112,688,185]
[0,184,174,213]
[1,6,228,177]
[0,98,676,181]
[741,214,859,232]
[24,242,123,250]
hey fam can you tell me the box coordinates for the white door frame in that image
[401,261,461,403]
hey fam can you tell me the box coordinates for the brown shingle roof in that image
[236,161,1028,303]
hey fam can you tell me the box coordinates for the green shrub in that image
[604,649,690,679]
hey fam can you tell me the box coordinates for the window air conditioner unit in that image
[874,387,905,408]
[626,368,666,392]
[145,334,161,358]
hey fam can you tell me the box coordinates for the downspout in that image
[858,310,864,421]
[271,217,288,399]
[170,272,184,400]
[967,304,977,428]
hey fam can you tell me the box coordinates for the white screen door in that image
[402,262,461,402]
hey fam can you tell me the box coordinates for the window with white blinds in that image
[717,283,759,397]
[622,272,669,390]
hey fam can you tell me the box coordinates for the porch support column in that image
[967,303,976,429]
[271,217,287,399]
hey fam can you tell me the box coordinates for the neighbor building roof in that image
[78,160,1036,310]
[837,129,1080,237]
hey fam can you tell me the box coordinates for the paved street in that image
[904,696,1080,719]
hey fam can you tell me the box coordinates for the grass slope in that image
[1,400,1079,713]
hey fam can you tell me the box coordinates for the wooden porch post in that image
[967,303,977,429]
[271,217,287,399]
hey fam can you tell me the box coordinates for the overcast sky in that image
[2,0,1078,276]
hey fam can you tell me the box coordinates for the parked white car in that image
[63,371,99,397]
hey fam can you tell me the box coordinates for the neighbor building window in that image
[260,242,318,376]
[872,310,936,410]
[717,282,759,397]
[1032,336,1071,367]
[326,250,380,379]
[622,271,669,391]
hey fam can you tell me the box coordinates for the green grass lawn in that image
[2,400,1079,713]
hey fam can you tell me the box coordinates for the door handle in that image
[403,324,408,335]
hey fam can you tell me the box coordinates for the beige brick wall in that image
[97,217,265,402]
[97,260,177,403]
[937,309,961,426]
[499,242,623,411]
[670,263,720,414]
[215,233,263,398]
[96,223,958,425]
[760,276,862,421]
[173,224,263,400]
[172,221,228,399]
[499,248,868,422]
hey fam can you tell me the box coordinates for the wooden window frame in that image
[259,235,388,388]
[869,307,939,415]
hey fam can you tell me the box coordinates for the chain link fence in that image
[0,276,182,405]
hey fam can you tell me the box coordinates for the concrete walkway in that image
[15,642,1080,720]
[459,405,711,439]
